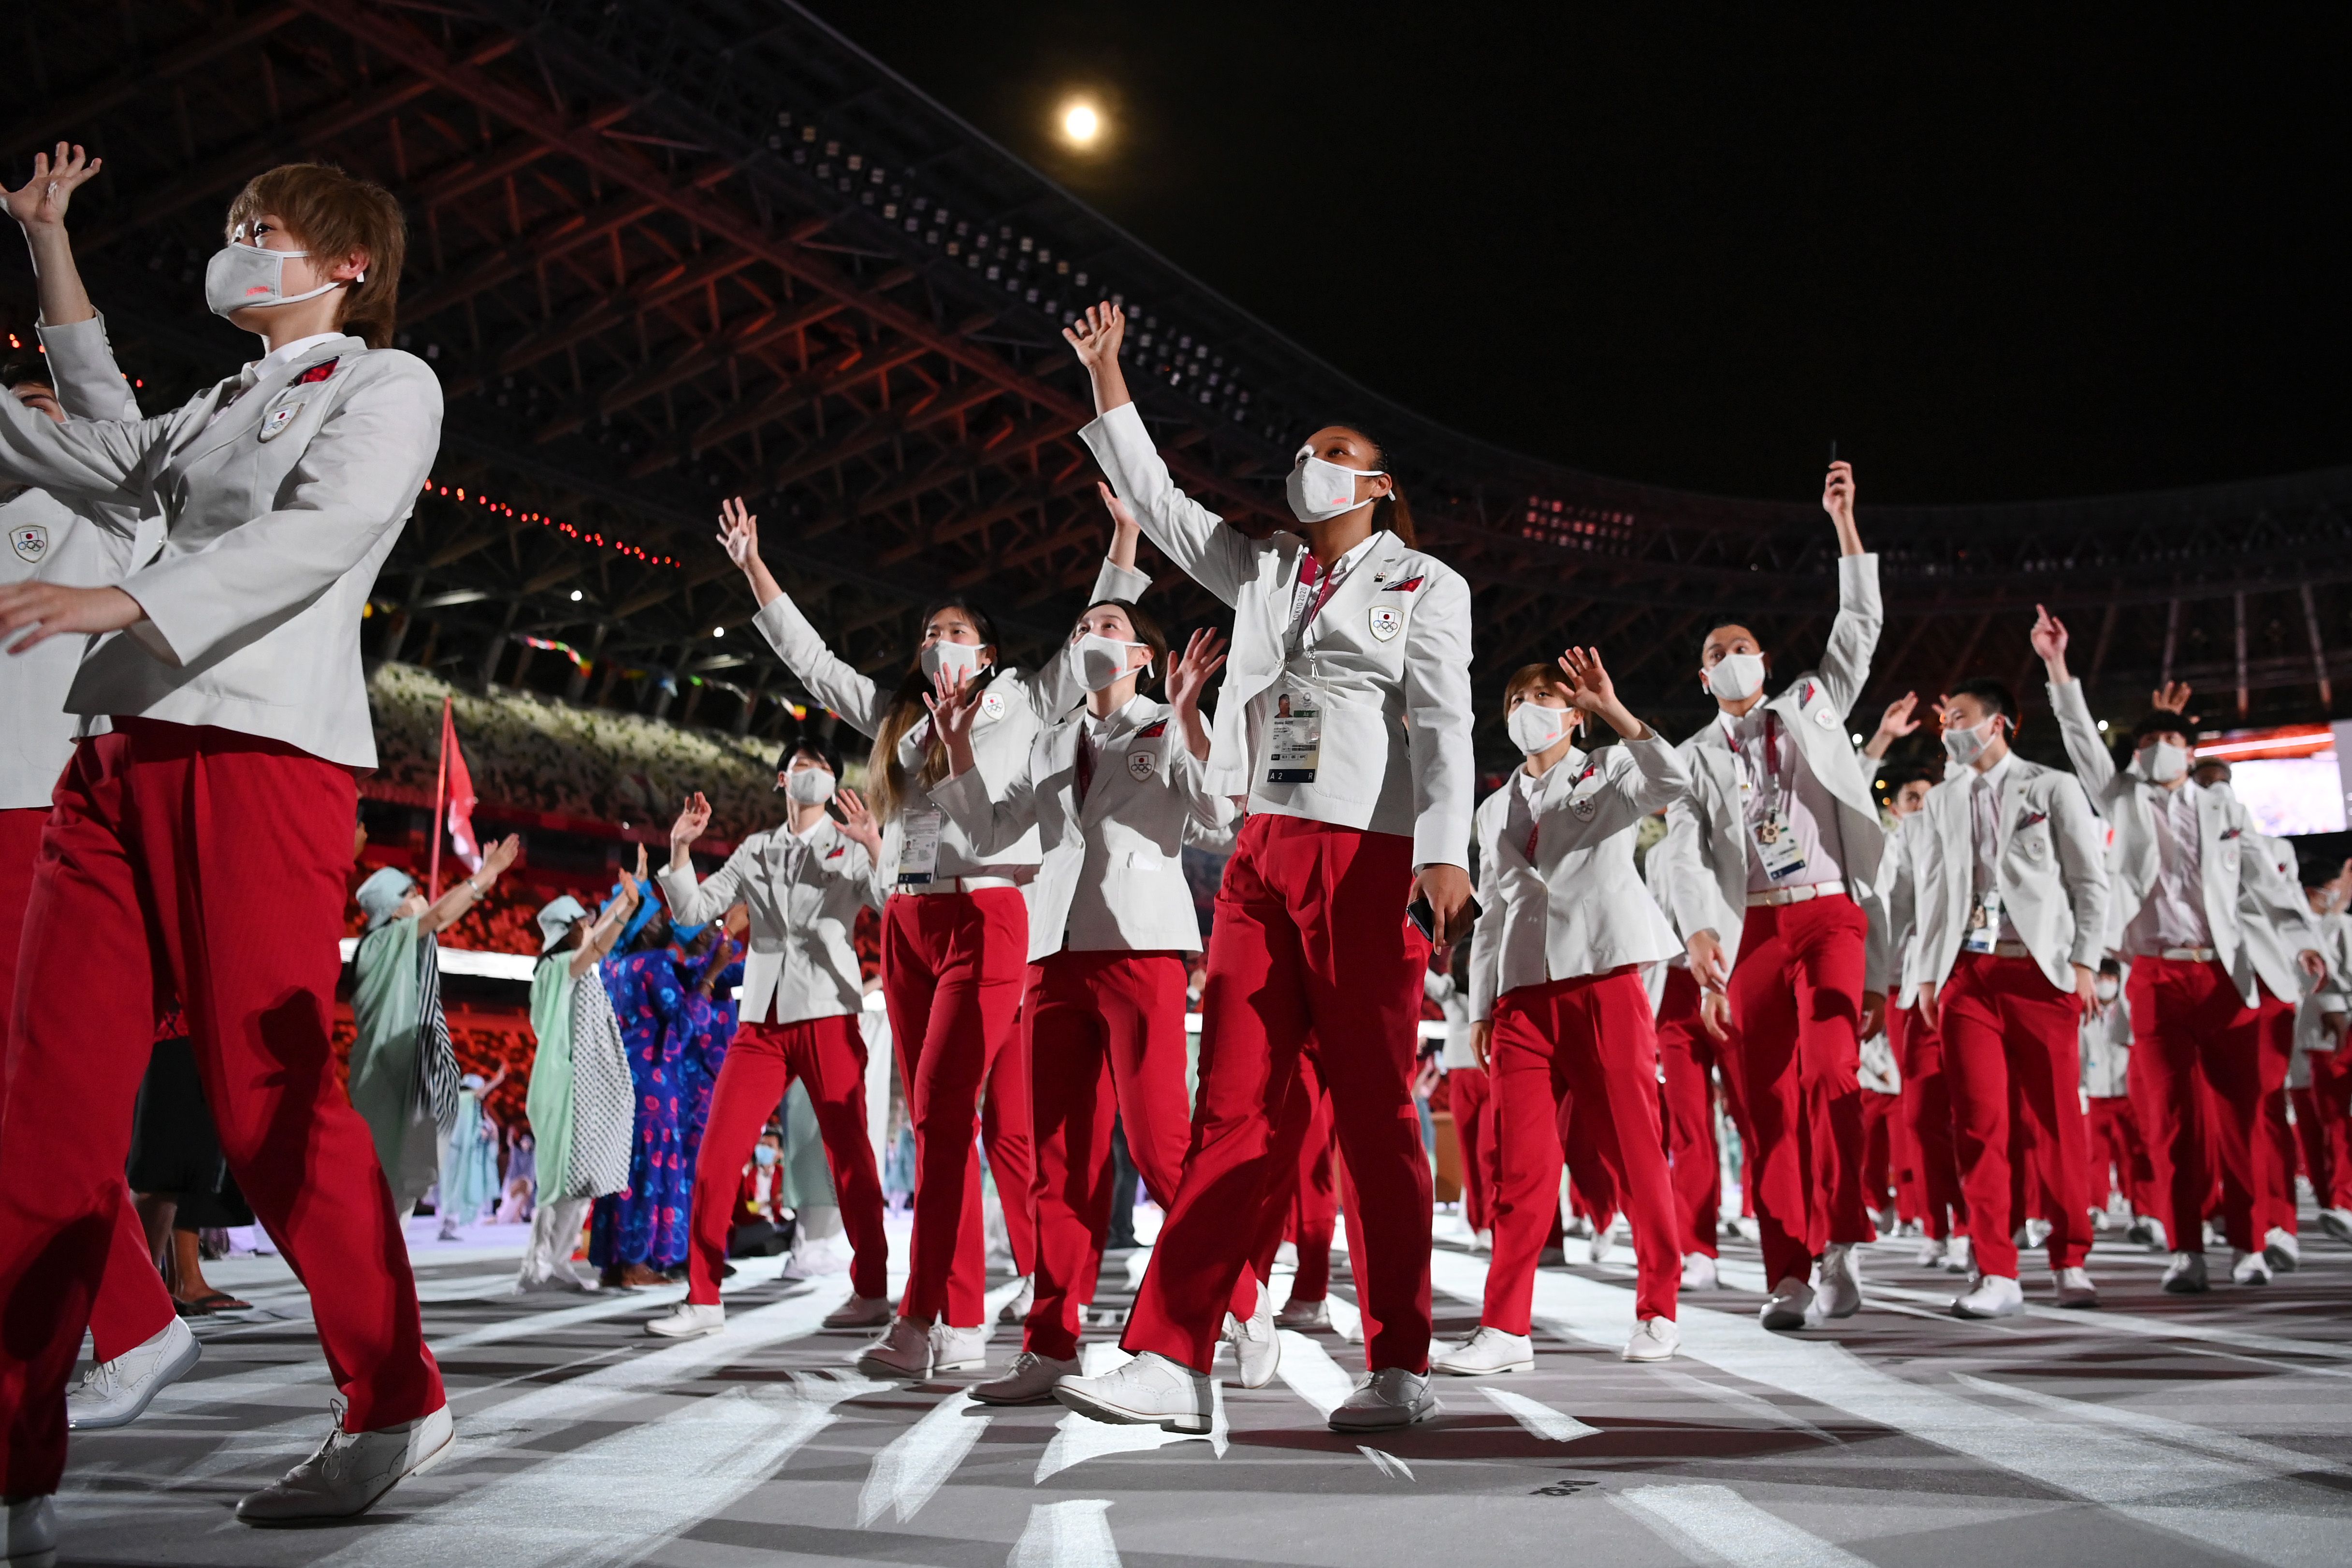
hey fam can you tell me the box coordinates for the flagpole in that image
[428,695,450,899]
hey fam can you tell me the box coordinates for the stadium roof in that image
[11,0,2352,757]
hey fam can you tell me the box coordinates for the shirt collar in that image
[1715,705,1767,744]
[1083,693,1148,740]
[1298,531,1382,585]
[1972,752,2016,795]
[240,331,345,386]
[794,815,829,843]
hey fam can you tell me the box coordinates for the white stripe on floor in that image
[1478,1385,1599,1442]
[1953,1374,2352,1480]
[1645,1365,1843,1448]
[859,1391,992,1526]
[1273,1329,1354,1419]
[1009,1499,1123,1567]
[1617,1483,1876,1568]
[1357,1445,1414,1480]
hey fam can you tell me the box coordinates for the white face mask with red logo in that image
[204,241,355,318]
[1285,448,1386,524]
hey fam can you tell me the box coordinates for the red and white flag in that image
[440,698,482,873]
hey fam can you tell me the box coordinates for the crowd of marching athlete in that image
[0,145,2345,1558]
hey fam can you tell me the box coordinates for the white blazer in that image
[0,315,148,808]
[2047,678,2260,999]
[748,559,1124,886]
[657,814,885,1026]
[1467,734,1690,1020]
[1655,554,1887,970]
[1080,402,1475,871]
[1892,755,2110,996]
[930,692,1231,961]
[0,331,440,769]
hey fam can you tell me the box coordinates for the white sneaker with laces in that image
[1680,1252,1719,1291]
[2053,1266,2099,1308]
[1622,1317,1680,1362]
[1915,1236,1949,1269]
[1328,1367,1438,1431]
[823,1292,893,1330]
[1942,1235,1975,1275]
[2160,1251,2210,1294]
[931,1321,988,1371]
[2319,1208,2352,1244]
[645,1302,724,1339]
[1952,1274,2025,1319]
[855,1316,934,1378]
[2230,1249,2272,1287]
[1052,1350,1212,1432]
[971,1350,1080,1405]
[1815,1244,1862,1319]
[1274,1295,1331,1332]
[2263,1226,2300,1274]
[3,1495,54,1568]
[1758,1276,1815,1331]
[998,1276,1036,1326]
[1221,1278,1280,1389]
[235,1401,455,1523]
[66,1316,200,1431]
[1431,1325,1533,1376]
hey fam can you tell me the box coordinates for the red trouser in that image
[1891,1004,1967,1239]
[1022,950,1248,1359]
[2085,1095,2152,1213]
[2254,997,2299,1238]
[1447,1065,1496,1234]
[687,1015,887,1304]
[0,807,46,1033]
[1484,969,1680,1329]
[1729,892,1873,1285]
[2294,1042,2352,1210]
[1937,953,2091,1279]
[2127,955,2264,1256]
[880,886,1028,1326]
[1125,816,1431,1374]
[1250,1054,1340,1302]
[1656,967,1757,1254]
[0,723,443,1495]
[982,1012,1037,1278]
[1859,1090,1902,1219]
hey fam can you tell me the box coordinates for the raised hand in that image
[1165,627,1229,715]
[1557,645,1617,715]
[2030,604,2069,665]
[1863,691,1921,759]
[2150,680,2193,717]
[1063,301,1126,374]
[1099,479,1142,571]
[633,842,649,883]
[716,496,759,570]
[4,143,103,231]
[670,791,711,854]
[480,834,523,879]
[922,666,979,749]
[836,786,883,859]
[1822,461,1860,555]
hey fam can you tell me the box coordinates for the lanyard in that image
[1522,758,1596,861]
[1287,549,1351,655]
[1725,711,1782,802]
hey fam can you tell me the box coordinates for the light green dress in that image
[524,956,577,1207]
[349,917,441,1212]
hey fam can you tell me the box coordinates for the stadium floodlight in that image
[569,589,583,601]
[1060,101,1101,146]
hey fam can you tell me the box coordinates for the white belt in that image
[1746,879,1845,908]
[2159,946,2218,963]
[896,873,1026,896]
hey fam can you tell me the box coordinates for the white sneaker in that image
[1915,1236,1949,1269]
[1942,1236,1975,1275]
[2264,1227,2300,1274]
[971,1350,1080,1406]
[1952,1274,2025,1319]
[2161,1252,2210,1294]
[1274,1295,1331,1332]
[1759,1277,1815,1330]
[1470,1228,1494,1255]
[1815,1244,1862,1319]
[645,1302,724,1339]
[2230,1249,2272,1287]
[2053,1266,2099,1308]
[998,1276,1035,1326]
[1328,1367,1438,1432]
[66,1316,200,1430]
[1221,1278,1280,1389]
[1431,1325,1534,1376]
[1274,1241,1300,1272]
[2319,1208,2352,1244]
[1052,1350,1212,1433]
[855,1317,935,1378]
[823,1292,893,1330]
[1622,1317,1680,1362]
[1589,1223,1617,1266]
[931,1322,988,1371]
[2021,1218,2053,1250]
[235,1401,455,1522]
[1679,1252,1719,1291]
[3,1495,54,1568]
[781,1239,849,1282]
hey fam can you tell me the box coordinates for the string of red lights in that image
[420,479,683,569]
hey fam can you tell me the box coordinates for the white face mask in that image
[920,639,985,683]
[1941,716,2001,768]
[784,767,836,805]
[1070,632,1148,692]
[1702,651,1766,703]
[2138,740,2189,784]
[1285,448,1387,524]
[1507,701,1573,757]
[204,241,354,318]
[2095,978,2120,1003]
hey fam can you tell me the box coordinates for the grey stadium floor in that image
[54,1216,2352,1568]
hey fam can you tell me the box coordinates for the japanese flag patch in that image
[1127,749,1156,781]
[258,401,302,442]
[10,524,47,564]
[1368,605,1403,642]
[980,690,1006,721]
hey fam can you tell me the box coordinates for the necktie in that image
[1075,730,1095,804]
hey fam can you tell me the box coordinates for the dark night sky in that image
[803,2,2352,508]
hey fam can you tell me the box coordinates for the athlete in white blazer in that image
[1892,680,2108,1317]
[1651,463,1883,1331]
[2294,870,2352,1242]
[1053,301,1474,1437]
[1438,649,1690,1374]
[2030,608,2320,1293]
[652,735,894,1341]
[0,161,447,1539]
